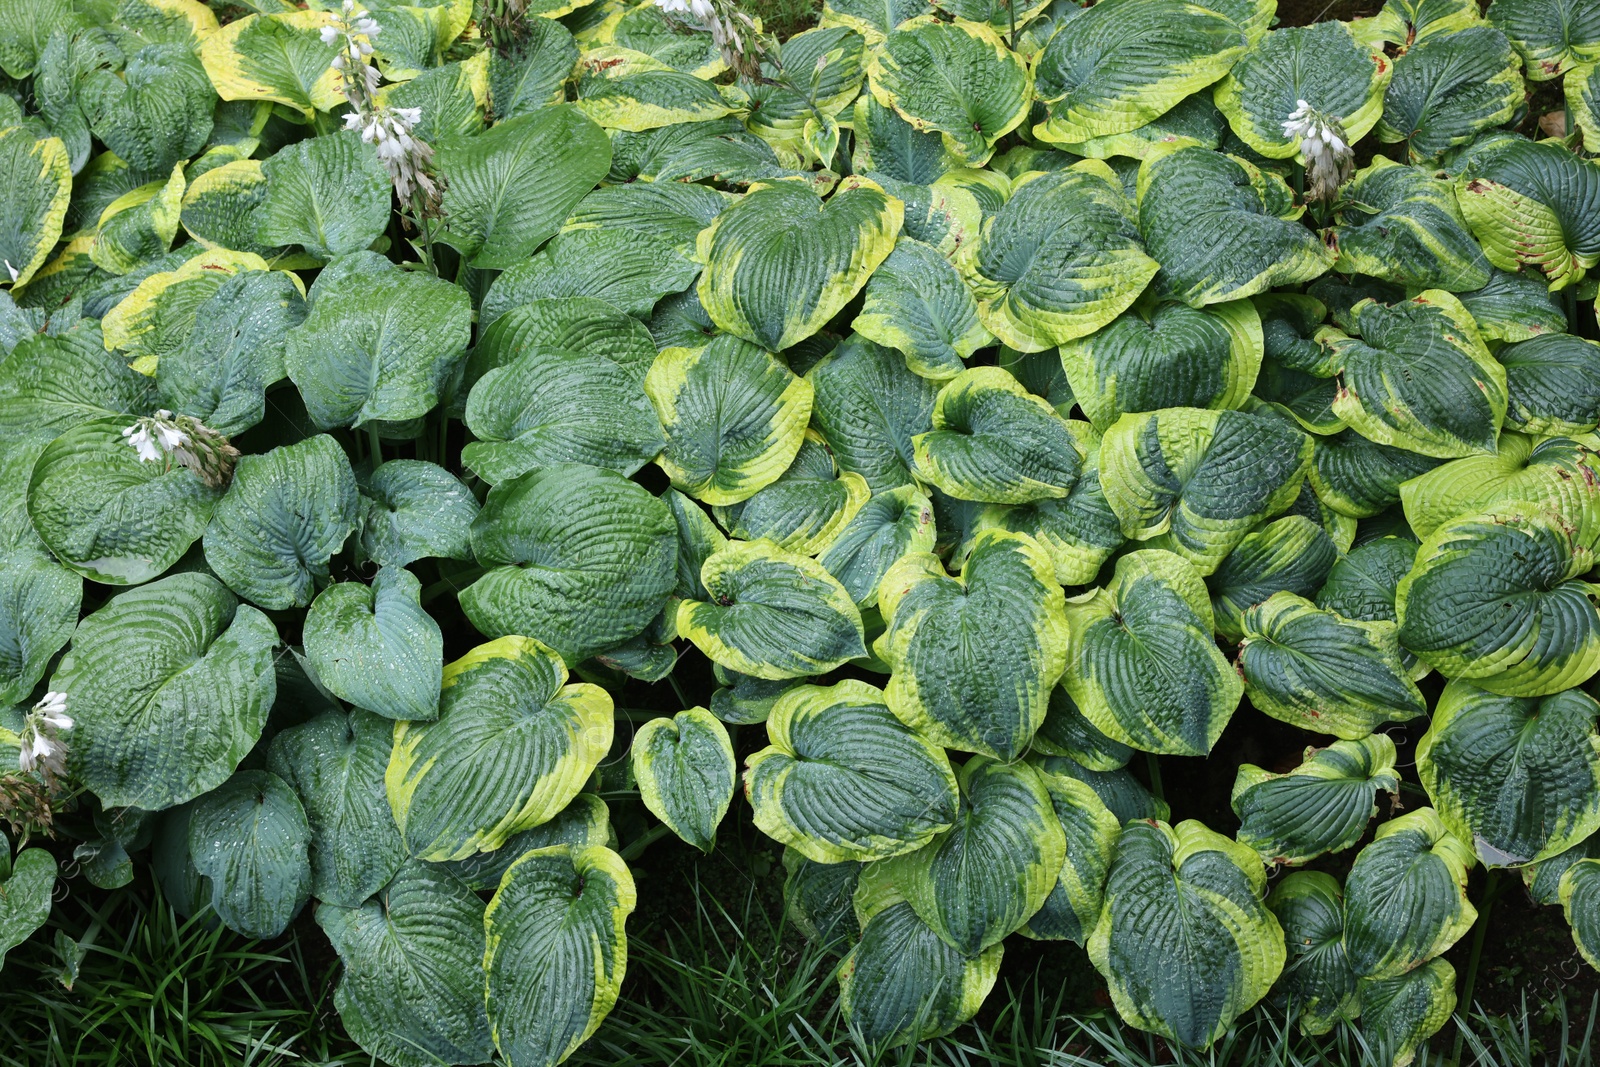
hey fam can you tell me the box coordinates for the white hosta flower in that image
[320,24,339,44]
[654,0,692,14]
[18,691,71,779]
[1280,99,1353,203]
[689,0,715,20]
[121,421,162,463]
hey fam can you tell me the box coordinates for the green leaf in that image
[204,435,359,611]
[303,567,441,721]
[179,158,280,257]
[0,547,80,705]
[911,366,1083,505]
[1234,735,1400,865]
[483,845,636,1067]
[573,46,736,131]
[1498,333,1600,436]
[1560,858,1600,970]
[462,344,665,484]
[1208,515,1338,642]
[1396,504,1600,696]
[1032,754,1170,823]
[646,335,814,506]
[677,539,866,680]
[27,415,219,585]
[1138,146,1336,306]
[0,128,71,288]
[99,248,273,367]
[256,131,389,261]
[1317,536,1420,631]
[1099,405,1313,575]
[1488,0,1600,79]
[1060,298,1264,432]
[877,530,1068,759]
[1214,20,1393,159]
[198,11,344,116]
[1020,770,1120,945]
[51,572,278,810]
[696,177,901,353]
[838,872,1002,1047]
[267,709,406,908]
[1329,159,1491,290]
[489,15,576,117]
[1266,872,1359,1036]
[598,1,723,77]
[0,0,72,79]
[956,165,1158,351]
[316,860,493,1067]
[434,106,611,270]
[714,432,869,556]
[807,333,936,492]
[0,843,56,970]
[564,178,727,264]
[820,0,931,45]
[875,757,1064,955]
[1088,819,1284,1050]
[1524,835,1600,904]
[782,849,861,949]
[480,227,700,326]
[741,26,865,159]
[1455,268,1568,342]
[1032,688,1135,770]
[78,43,215,174]
[1239,591,1426,738]
[849,90,957,182]
[1376,26,1524,164]
[1360,0,1482,47]
[867,17,1030,166]
[357,459,478,567]
[746,679,959,863]
[817,484,936,606]
[283,252,471,430]
[1456,137,1600,290]
[1307,430,1443,520]
[380,56,489,142]
[387,636,613,861]
[186,769,311,939]
[1358,958,1458,1067]
[1399,432,1600,543]
[440,793,612,892]
[1418,680,1600,866]
[632,707,735,852]
[1342,808,1477,979]
[1064,548,1243,756]
[852,238,990,380]
[1031,0,1250,147]
[472,295,657,387]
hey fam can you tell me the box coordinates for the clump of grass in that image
[740,0,822,39]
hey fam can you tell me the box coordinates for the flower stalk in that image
[1281,99,1354,204]
[123,410,240,489]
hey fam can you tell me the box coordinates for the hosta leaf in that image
[867,17,1030,166]
[677,539,866,680]
[852,239,990,380]
[1064,548,1243,756]
[0,547,79,705]
[1021,770,1120,944]
[598,1,724,77]
[1498,334,1600,436]
[203,435,359,611]
[98,247,269,366]
[820,0,931,44]
[1329,159,1491,290]
[1234,735,1400,866]
[1358,958,1458,1067]
[1376,26,1524,164]
[1455,268,1567,342]
[1214,20,1393,159]
[1342,808,1476,979]
[1060,298,1264,431]
[1396,505,1600,695]
[1035,755,1170,823]
[1307,430,1443,520]
[1099,405,1313,575]
[155,270,305,437]
[1455,138,1600,290]
[256,130,388,261]
[379,54,489,142]
[911,366,1082,504]
[1418,681,1600,866]
[387,636,613,862]
[696,177,901,352]
[358,459,478,567]
[1360,0,1482,48]
[1032,688,1135,770]
[1254,293,1335,376]
[303,567,441,721]
[0,843,55,971]
[709,664,795,725]
[0,319,152,439]
[1317,536,1420,629]
[90,168,187,278]
[1137,146,1336,306]
[1057,94,1231,162]
[1207,515,1339,642]
[574,46,736,131]
[563,179,726,265]
[816,484,936,606]
[746,679,958,863]
[187,770,310,939]
[198,12,343,116]
[483,845,635,1067]
[807,333,936,492]
[472,296,657,386]
[1031,0,1250,147]
[850,91,956,182]
[838,873,1002,1047]
[434,106,611,270]
[1327,290,1506,459]
[1524,835,1600,904]
[479,227,699,325]
[646,335,813,506]
[267,709,405,908]
[79,43,214,174]
[631,707,735,852]
[0,0,72,78]
[1266,872,1359,1036]
[27,416,219,585]
[1570,60,1600,148]
[1239,591,1426,738]
[441,794,611,892]
[487,14,577,118]
[283,252,471,430]
[957,165,1158,351]
[782,850,861,949]
[1088,819,1284,1050]
[52,572,277,810]
[877,529,1068,759]
[1560,858,1600,969]
[713,432,867,555]
[462,345,665,484]
[0,128,70,288]
[316,861,493,1067]
[877,757,1065,955]
[1487,0,1600,79]
[1400,434,1599,546]
[741,26,865,157]
[461,464,676,664]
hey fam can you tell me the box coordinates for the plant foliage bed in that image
[2,0,1600,1064]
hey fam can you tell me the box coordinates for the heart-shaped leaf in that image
[1342,808,1476,979]
[186,769,311,939]
[1266,871,1359,1035]
[1376,26,1524,163]
[256,131,389,261]
[0,128,71,288]
[852,238,990,380]
[1328,159,1491,290]
[0,842,55,970]
[0,546,80,705]
[303,567,442,721]
[807,334,936,492]
[1234,735,1400,865]
[357,459,479,567]
[631,707,735,852]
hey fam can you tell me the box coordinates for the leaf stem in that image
[366,424,381,466]
[1145,751,1165,805]
[418,564,488,605]
[618,823,672,863]
[1452,868,1502,1065]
